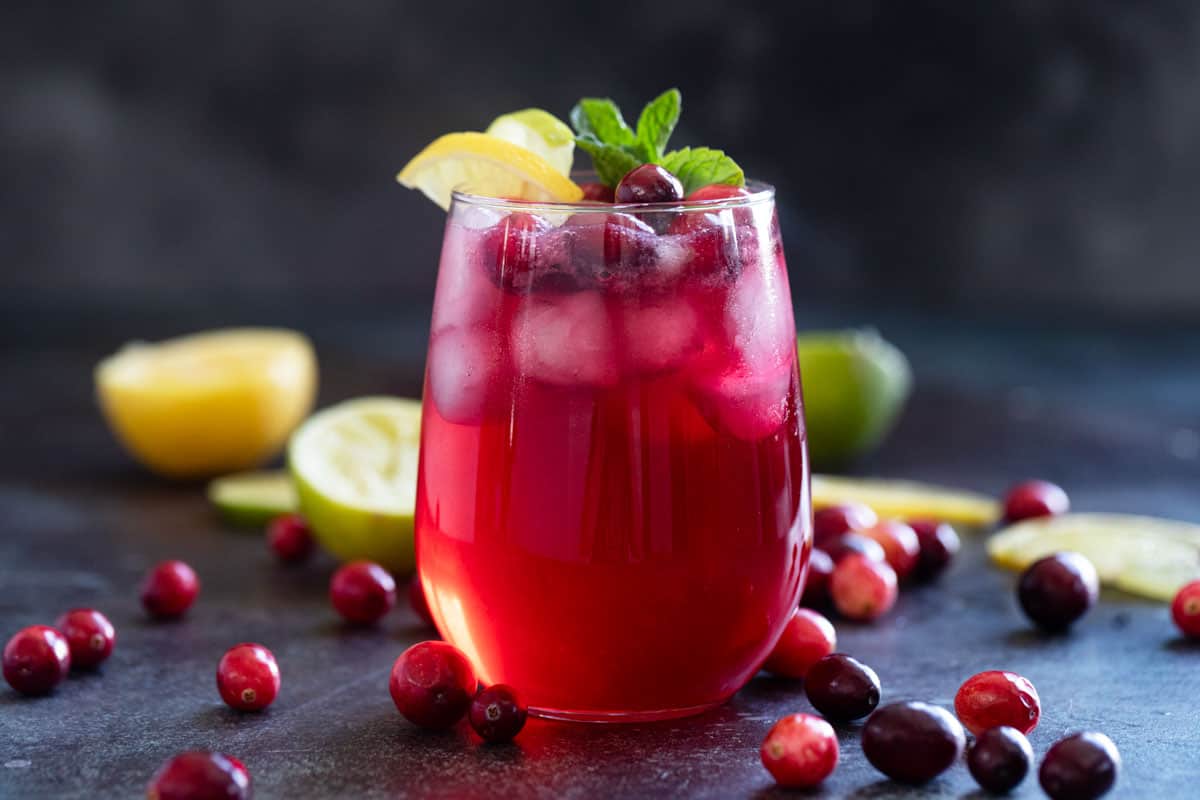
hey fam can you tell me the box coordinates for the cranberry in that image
[813,503,878,547]
[858,520,920,580]
[862,702,966,785]
[686,184,751,202]
[760,713,839,788]
[672,222,745,281]
[954,670,1040,735]
[823,532,886,565]
[1039,732,1121,800]
[216,643,280,712]
[2,626,70,695]
[800,548,835,608]
[409,579,435,628]
[804,653,881,721]
[266,514,314,564]
[146,751,251,800]
[615,163,683,204]
[1018,552,1098,632]
[468,683,527,743]
[564,212,658,290]
[909,519,960,581]
[831,554,898,621]
[968,726,1034,794]
[1171,579,1200,638]
[481,213,552,290]
[389,640,477,730]
[141,560,200,619]
[1004,479,1070,522]
[763,608,836,679]
[579,181,616,202]
[53,608,115,669]
[329,561,396,625]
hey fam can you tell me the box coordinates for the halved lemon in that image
[208,470,297,526]
[811,475,1001,528]
[486,109,576,176]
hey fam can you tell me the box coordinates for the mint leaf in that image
[635,88,681,162]
[575,136,641,187]
[661,147,745,195]
[570,98,635,148]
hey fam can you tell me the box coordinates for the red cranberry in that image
[53,608,115,669]
[141,560,200,619]
[763,608,836,679]
[858,520,920,580]
[579,181,615,202]
[954,670,1041,735]
[800,548,835,608]
[482,212,553,289]
[1018,552,1098,632]
[804,653,881,721]
[1004,479,1070,522]
[909,519,960,581]
[831,554,898,621]
[216,643,280,712]
[409,579,435,628]
[760,713,839,788]
[266,514,314,564]
[686,184,751,202]
[468,683,527,743]
[146,751,251,800]
[329,561,396,625]
[389,640,477,730]
[824,531,886,565]
[862,702,966,784]
[1171,579,1200,638]
[2,626,70,695]
[813,503,879,547]
[1039,732,1121,800]
[968,726,1034,794]
[615,163,683,204]
[563,211,658,289]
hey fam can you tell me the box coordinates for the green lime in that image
[208,470,298,526]
[797,329,912,469]
[287,396,422,574]
[485,108,576,176]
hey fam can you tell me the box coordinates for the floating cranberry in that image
[800,548,835,608]
[1039,732,1121,800]
[141,560,200,620]
[409,579,435,628]
[763,608,836,679]
[53,608,115,669]
[862,702,966,785]
[481,212,552,290]
[217,643,280,712]
[615,164,683,204]
[686,184,751,202]
[1171,579,1200,638]
[390,641,477,730]
[859,521,920,580]
[831,554,898,622]
[329,561,397,625]
[469,683,527,743]
[579,182,616,202]
[968,726,1034,794]
[823,532,886,565]
[1004,480,1070,522]
[146,751,251,800]
[813,503,878,547]
[267,514,314,564]
[908,519,960,581]
[1018,552,1098,632]
[760,713,839,788]
[804,653,881,721]
[2,626,70,695]
[954,670,1040,735]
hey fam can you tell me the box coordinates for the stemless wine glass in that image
[415,182,811,722]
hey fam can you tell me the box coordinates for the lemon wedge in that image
[486,109,576,176]
[811,475,1001,528]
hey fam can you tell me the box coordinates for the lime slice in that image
[288,397,422,574]
[812,475,1001,528]
[987,513,1200,601]
[797,329,912,469]
[486,109,575,177]
[208,470,298,527]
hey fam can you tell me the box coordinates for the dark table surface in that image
[2,294,1198,799]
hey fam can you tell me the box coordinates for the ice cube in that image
[432,224,505,334]
[692,363,794,441]
[428,326,505,424]
[512,291,617,387]
[620,298,701,374]
[722,255,795,373]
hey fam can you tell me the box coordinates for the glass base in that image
[529,699,727,723]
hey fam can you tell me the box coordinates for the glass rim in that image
[451,176,775,215]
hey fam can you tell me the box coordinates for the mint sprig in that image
[568,89,745,195]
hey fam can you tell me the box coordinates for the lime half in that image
[287,397,422,574]
[208,470,298,526]
[486,108,576,176]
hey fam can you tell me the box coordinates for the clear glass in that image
[415,182,811,722]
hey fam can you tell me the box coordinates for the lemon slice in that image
[397,132,583,210]
[288,397,422,574]
[208,470,298,526]
[987,513,1200,601]
[486,109,575,176]
[96,328,317,478]
[811,475,1001,528]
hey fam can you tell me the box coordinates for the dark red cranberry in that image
[579,181,615,202]
[954,670,1040,735]
[468,683,527,743]
[389,641,477,730]
[686,184,751,202]
[1017,552,1098,632]
[140,560,200,619]
[831,554,898,621]
[1171,579,1200,638]
[481,213,553,289]
[2,625,70,695]
[968,726,1034,794]
[760,713,839,788]
[266,514,314,564]
[804,653,881,721]
[1004,479,1070,522]
[823,532,886,565]
[409,579,435,627]
[1039,732,1121,800]
[800,548,835,608]
[217,643,280,712]
[329,561,397,625]
[146,751,251,800]
[53,608,115,669]
[763,608,836,679]
[563,212,658,290]
[858,521,920,580]
[813,503,879,547]
[615,163,683,204]
[909,519,960,581]
[862,702,966,785]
